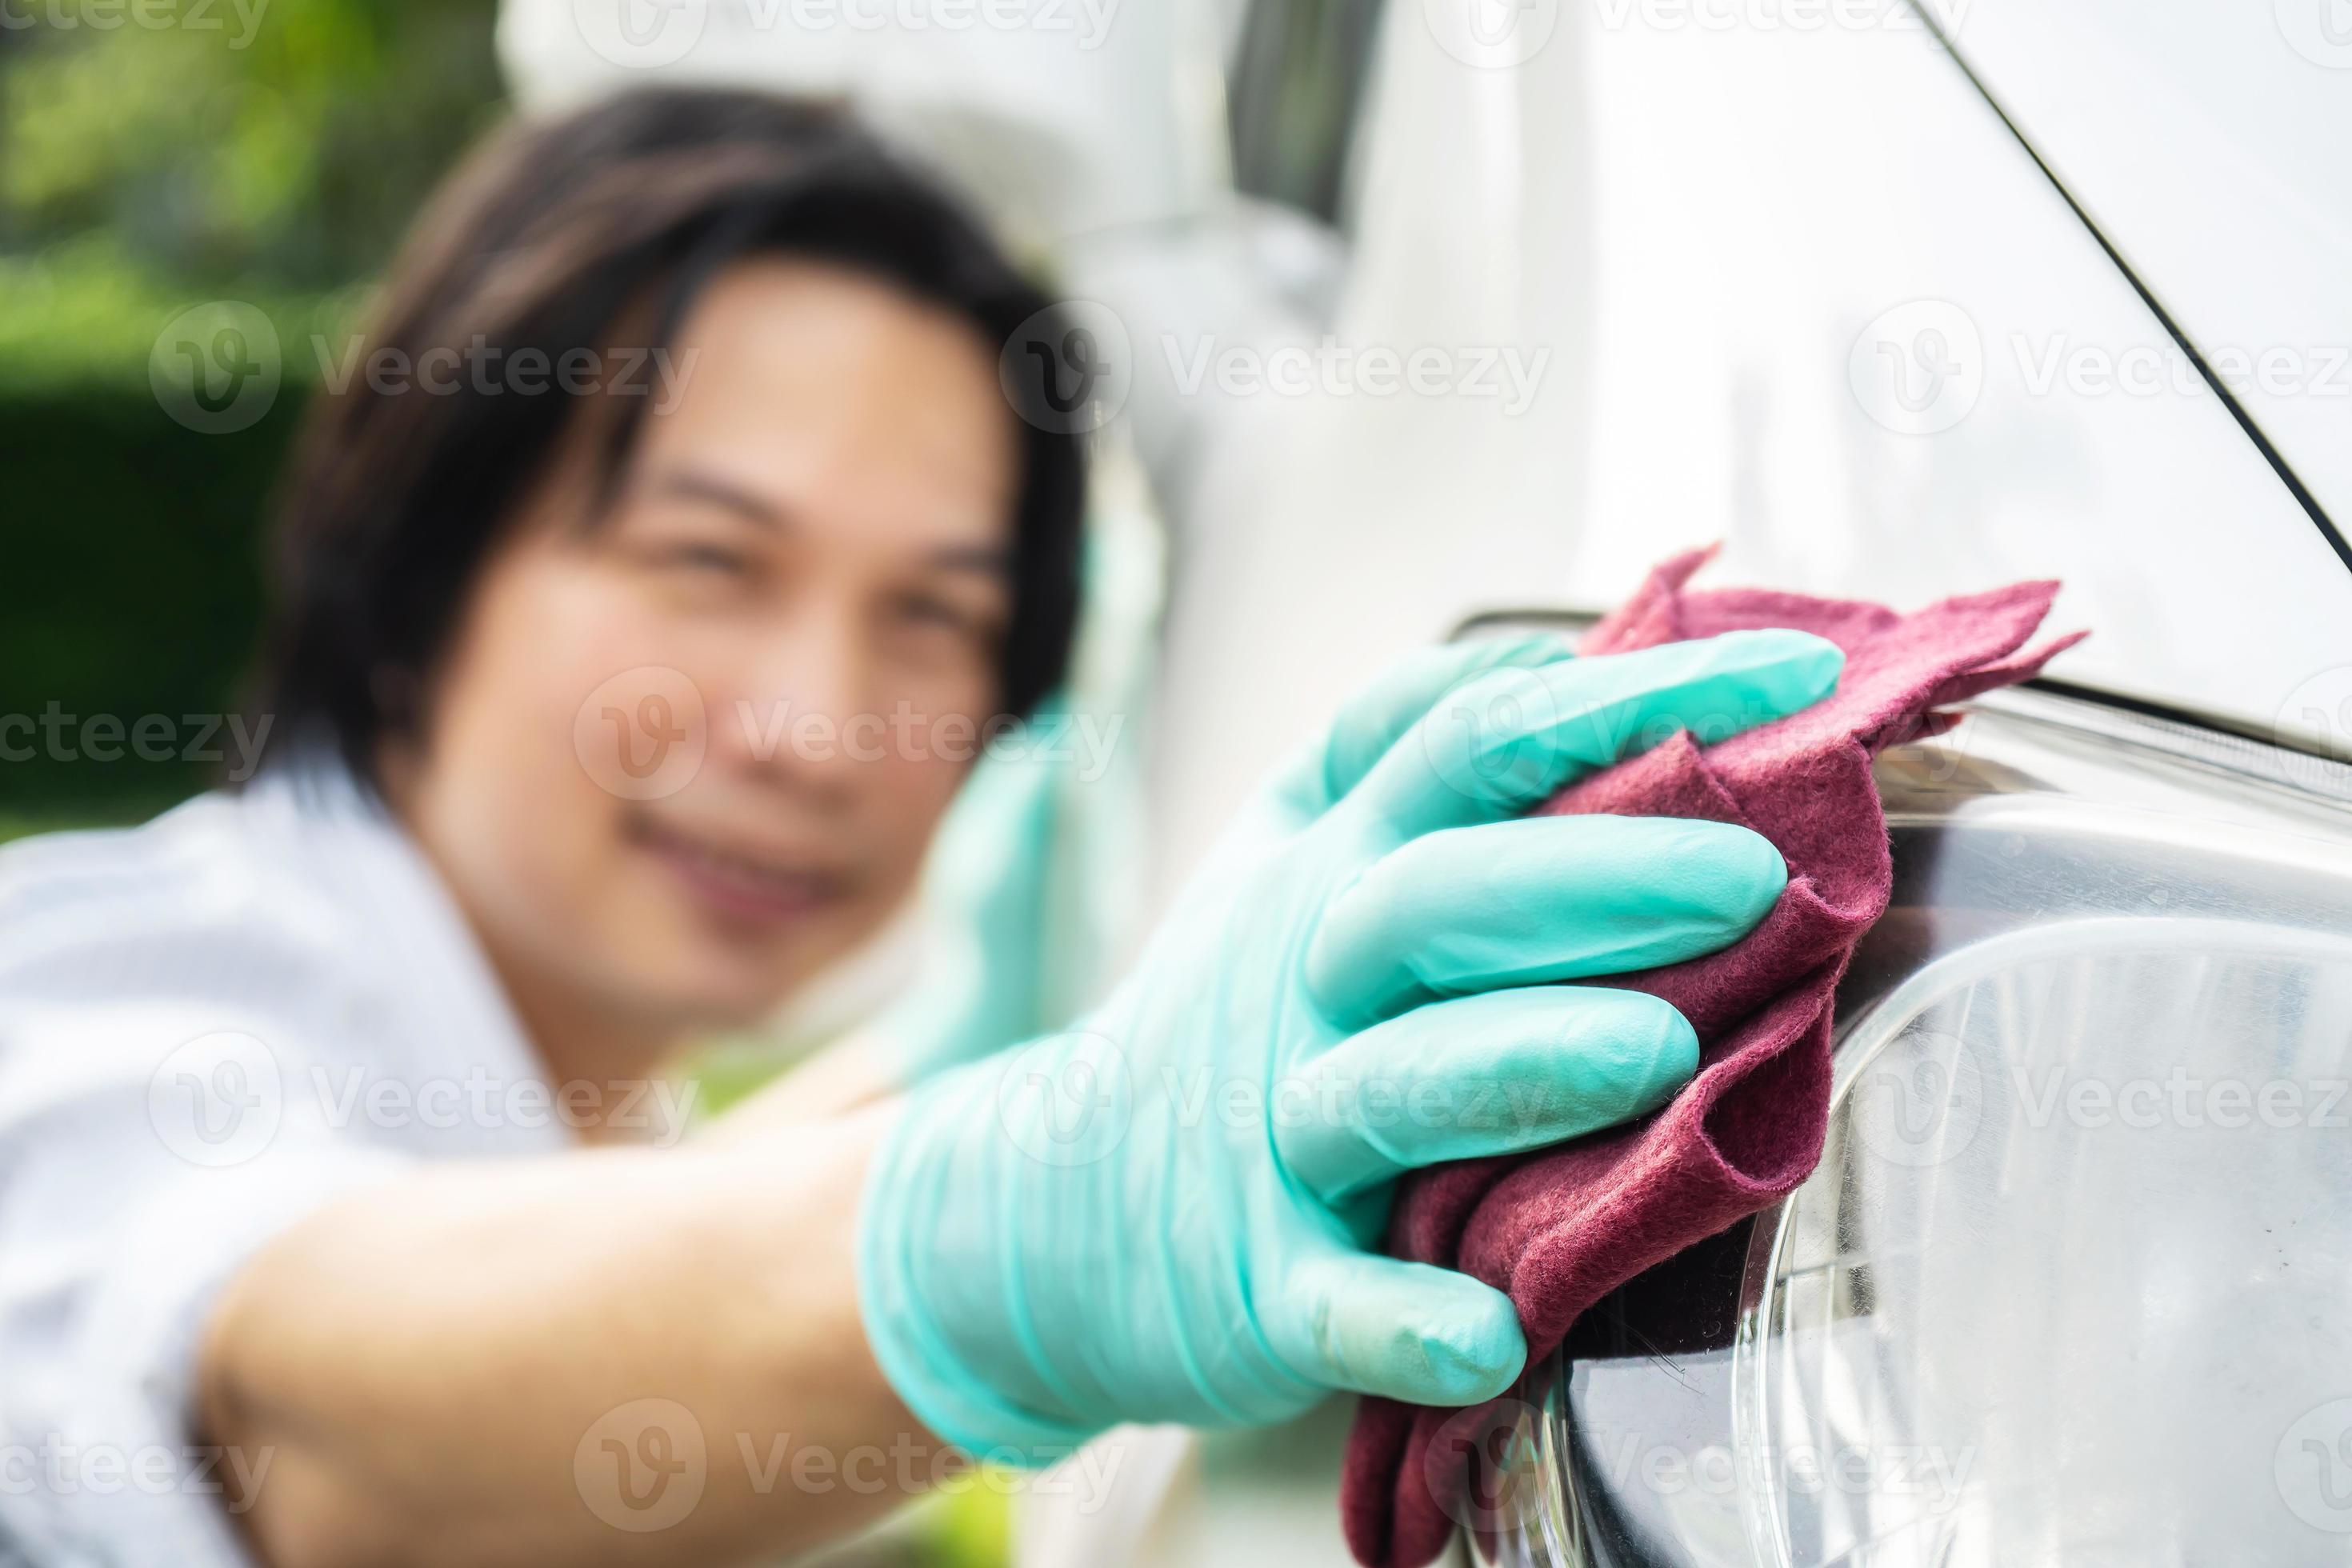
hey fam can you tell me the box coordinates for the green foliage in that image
[0,371,307,815]
[4,0,506,290]
[921,1488,1014,1568]
[0,236,354,386]
[0,0,498,822]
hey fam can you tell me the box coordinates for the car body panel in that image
[1954,0,2352,538]
[1547,7,2352,750]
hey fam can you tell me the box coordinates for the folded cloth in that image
[1339,547,2084,1568]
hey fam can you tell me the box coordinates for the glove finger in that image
[1263,634,1574,829]
[1306,814,1786,1029]
[1266,1247,1526,1407]
[1274,986,1699,1206]
[1341,629,1842,838]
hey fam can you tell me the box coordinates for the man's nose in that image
[718,610,880,788]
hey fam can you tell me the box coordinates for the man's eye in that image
[660,542,751,577]
[896,593,975,631]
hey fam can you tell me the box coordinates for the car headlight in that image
[1474,686,2352,1566]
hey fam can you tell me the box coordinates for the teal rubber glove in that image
[857,628,1845,1458]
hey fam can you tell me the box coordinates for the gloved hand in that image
[857,628,1845,1457]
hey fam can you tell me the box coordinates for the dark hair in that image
[249,88,1085,789]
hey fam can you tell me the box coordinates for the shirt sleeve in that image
[0,980,416,1566]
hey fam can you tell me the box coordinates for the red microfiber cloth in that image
[1338,547,2084,1568]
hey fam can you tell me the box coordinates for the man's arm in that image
[197,1104,941,1568]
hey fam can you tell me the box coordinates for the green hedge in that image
[0,374,308,823]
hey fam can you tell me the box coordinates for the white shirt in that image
[0,762,566,1565]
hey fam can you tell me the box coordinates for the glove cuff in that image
[855,1062,1104,1468]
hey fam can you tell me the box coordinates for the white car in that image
[1206,1,2352,1562]
[505,1,2352,1559]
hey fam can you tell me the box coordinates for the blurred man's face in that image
[391,258,1020,1054]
